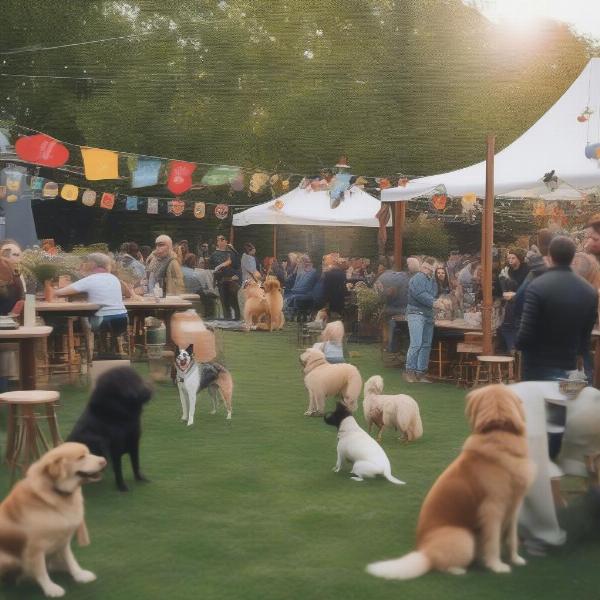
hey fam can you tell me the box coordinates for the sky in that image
[464,0,600,40]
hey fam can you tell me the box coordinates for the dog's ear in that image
[185,344,193,355]
[45,456,67,481]
[466,385,525,435]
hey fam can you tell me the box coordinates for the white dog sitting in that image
[363,375,423,443]
[173,345,233,425]
[324,402,405,484]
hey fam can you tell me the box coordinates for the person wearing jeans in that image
[405,257,438,383]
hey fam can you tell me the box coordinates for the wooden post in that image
[393,202,406,270]
[482,135,495,355]
[229,224,235,245]
[273,225,277,257]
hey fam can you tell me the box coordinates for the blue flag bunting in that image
[131,158,162,188]
[126,196,139,211]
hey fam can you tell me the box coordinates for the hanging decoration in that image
[431,192,448,211]
[461,192,477,213]
[100,192,115,210]
[375,202,391,253]
[398,177,409,187]
[131,158,162,188]
[193,202,206,219]
[42,181,59,198]
[15,133,69,167]
[230,173,245,192]
[335,155,351,169]
[167,161,196,195]
[249,172,269,194]
[200,166,240,186]
[329,173,352,208]
[126,196,139,211]
[147,197,159,214]
[168,199,185,216]
[377,178,391,190]
[274,199,284,210]
[81,189,97,206]
[30,176,44,191]
[542,170,559,192]
[577,106,594,122]
[214,204,229,219]
[81,147,120,180]
[60,184,79,201]
[585,143,600,161]
[1,167,24,203]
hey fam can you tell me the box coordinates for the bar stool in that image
[455,341,483,387]
[0,390,62,482]
[473,355,515,387]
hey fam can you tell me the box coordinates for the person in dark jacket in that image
[405,257,438,383]
[516,236,598,382]
[320,258,347,317]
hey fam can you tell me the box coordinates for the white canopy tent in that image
[382,58,600,202]
[233,184,387,228]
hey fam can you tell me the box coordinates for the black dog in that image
[68,366,152,492]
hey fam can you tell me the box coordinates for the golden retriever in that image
[367,384,535,579]
[264,276,285,331]
[363,375,423,443]
[300,348,362,416]
[243,280,269,327]
[0,443,106,597]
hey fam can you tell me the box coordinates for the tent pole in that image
[393,202,405,270]
[273,225,277,257]
[482,135,495,355]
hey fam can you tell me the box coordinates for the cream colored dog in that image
[363,375,423,443]
[264,276,285,331]
[300,348,362,416]
[243,280,269,327]
[0,443,106,597]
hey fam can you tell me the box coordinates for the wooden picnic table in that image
[0,326,53,390]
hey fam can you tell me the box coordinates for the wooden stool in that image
[455,342,483,387]
[473,355,515,387]
[0,390,61,482]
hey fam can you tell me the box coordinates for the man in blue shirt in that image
[405,257,438,383]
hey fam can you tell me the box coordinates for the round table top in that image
[125,298,192,308]
[0,325,53,339]
[36,301,100,312]
[477,355,515,363]
[0,390,59,403]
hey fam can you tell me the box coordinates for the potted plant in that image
[21,249,81,301]
[354,284,384,340]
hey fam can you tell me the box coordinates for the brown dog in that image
[300,348,362,416]
[243,280,269,327]
[0,443,106,597]
[263,276,285,331]
[367,384,535,579]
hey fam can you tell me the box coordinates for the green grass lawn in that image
[0,327,599,600]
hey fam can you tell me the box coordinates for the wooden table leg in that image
[19,339,37,390]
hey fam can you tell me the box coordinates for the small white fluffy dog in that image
[300,348,362,415]
[363,375,423,443]
[324,402,405,484]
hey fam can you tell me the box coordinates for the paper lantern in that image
[577,106,594,122]
[249,172,269,194]
[81,189,97,206]
[274,199,284,210]
[167,161,196,194]
[168,199,185,216]
[214,204,229,219]
[42,181,59,198]
[578,114,589,123]
[194,202,205,219]
[461,192,477,213]
[61,184,79,201]
[147,198,159,214]
[81,147,120,180]
[100,192,115,210]
[15,133,69,167]
[281,179,290,192]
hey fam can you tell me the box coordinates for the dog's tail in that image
[216,367,234,410]
[366,551,430,580]
[407,408,424,441]
[383,467,405,485]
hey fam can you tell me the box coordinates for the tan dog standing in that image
[243,280,269,328]
[300,348,362,416]
[263,276,285,331]
[363,375,423,443]
[367,385,535,579]
[0,443,106,597]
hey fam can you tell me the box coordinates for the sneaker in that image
[403,370,418,383]
[416,373,433,383]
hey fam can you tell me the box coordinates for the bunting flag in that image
[214,204,229,219]
[167,161,195,194]
[1,167,24,203]
[193,202,205,219]
[231,173,245,192]
[100,192,115,210]
[125,196,139,211]
[329,173,352,208]
[147,197,159,214]
[168,199,185,216]
[42,181,59,198]
[30,176,44,191]
[81,189,97,206]
[60,184,79,201]
[249,172,269,194]
[15,133,69,167]
[81,147,120,180]
[200,166,240,186]
[131,158,162,188]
